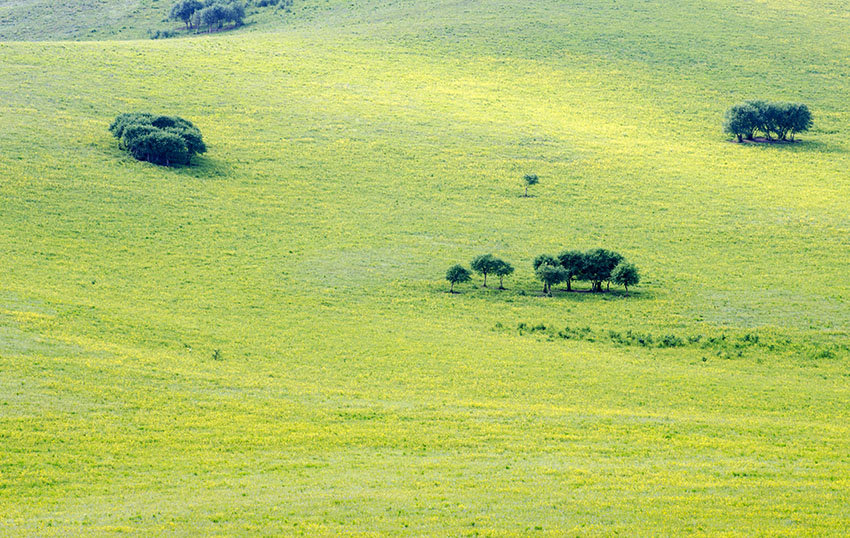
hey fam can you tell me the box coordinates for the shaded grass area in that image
[1,0,849,533]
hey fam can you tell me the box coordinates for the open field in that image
[1,0,849,534]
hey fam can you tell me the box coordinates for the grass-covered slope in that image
[1,0,849,534]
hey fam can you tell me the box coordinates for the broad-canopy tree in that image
[536,264,567,296]
[611,262,640,293]
[723,102,760,142]
[170,0,203,28]
[581,248,623,292]
[445,265,471,293]
[470,254,497,288]
[557,250,584,292]
[492,260,514,290]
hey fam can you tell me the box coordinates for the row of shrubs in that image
[109,113,207,166]
[723,100,812,142]
[446,249,640,296]
[501,322,845,360]
[170,0,246,32]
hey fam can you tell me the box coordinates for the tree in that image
[557,250,584,292]
[522,174,538,197]
[786,103,812,141]
[445,265,471,293]
[170,0,203,28]
[111,113,206,166]
[533,254,559,292]
[611,262,640,294]
[536,264,567,296]
[749,100,779,140]
[581,248,623,292]
[723,103,759,142]
[222,1,246,26]
[470,254,498,287]
[724,101,813,142]
[532,254,558,270]
[127,131,190,166]
[199,5,226,31]
[492,260,514,290]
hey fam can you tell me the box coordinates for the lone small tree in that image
[470,254,497,288]
[611,262,640,294]
[557,250,585,292]
[492,260,514,290]
[522,174,539,197]
[536,264,567,296]
[446,265,471,293]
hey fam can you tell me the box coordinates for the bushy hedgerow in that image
[724,101,812,142]
[109,113,206,166]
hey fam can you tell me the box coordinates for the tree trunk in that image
[524,186,528,197]
[499,276,505,290]
[483,273,487,287]
[737,134,742,142]
[450,282,454,293]
[566,278,571,292]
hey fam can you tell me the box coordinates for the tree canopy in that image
[445,265,471,293]
[110,113,206,166]
[724,101,812,142]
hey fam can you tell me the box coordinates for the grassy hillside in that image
[2,0,849,534]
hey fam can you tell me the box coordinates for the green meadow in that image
[1,0,849,534]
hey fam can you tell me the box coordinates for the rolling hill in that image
[1,0,849,534]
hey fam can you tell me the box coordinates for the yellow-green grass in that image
[2,0,850,534]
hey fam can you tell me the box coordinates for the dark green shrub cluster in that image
[505,324,846,360]
[724,101,812,142]
[169,0,246,32]
[255,0,293,8]
[534,248,639,295]
[109,113,206,166]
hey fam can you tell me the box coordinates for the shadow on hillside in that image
[730,138,845,154]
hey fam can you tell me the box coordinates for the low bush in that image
[110,112,206,166]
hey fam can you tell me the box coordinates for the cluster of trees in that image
[446,255,514,293]
[170,0,246,32]
[109,113,207,166]
[445,249,640,296]
[724,101,812,142]
[533,248,638,295]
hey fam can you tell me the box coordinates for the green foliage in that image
[110,113,206,166]
[492,259,514,289]
[522,173,539,196]
[723,103,759,142]
[445,264,471,293]
[725,101,813,142]
[3,1,850,534]
[128,131,190,166]
[557,250,584,291]
[170,0,204,28]
[532,254,558,270]
[535,263,567,296]
[611,261,640,292]
[581,248,623,292]
[470,254,497,287]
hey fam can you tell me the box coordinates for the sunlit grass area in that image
[1,0,849,534]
